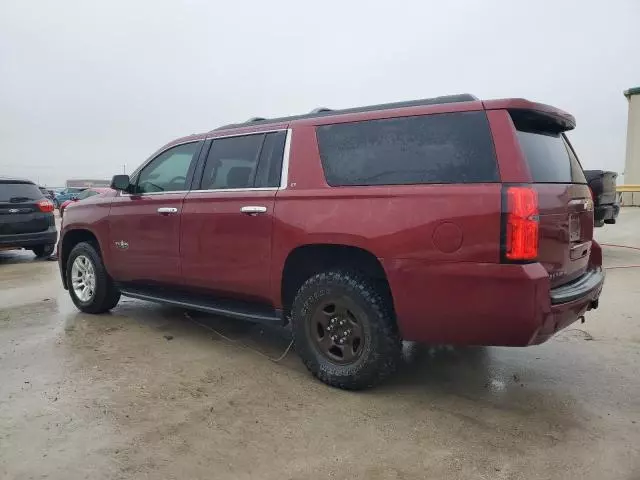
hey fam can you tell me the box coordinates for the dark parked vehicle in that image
[584,170,619,227]
[58,94,605,389]
[0,177,57,257]
[39,187,55,201]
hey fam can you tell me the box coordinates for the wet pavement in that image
[1,210,639,480]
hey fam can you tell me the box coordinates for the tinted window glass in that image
[201,134,265,190]
[0,182,44,202]
[254,131,286,188]
[136,142,201,193]
[564,136,588,184]
[316,111,498,186]
[76,189,100,200]
[516,130,587,183]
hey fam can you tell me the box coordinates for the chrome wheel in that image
[71,255,96,302]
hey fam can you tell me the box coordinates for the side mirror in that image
[71,195,78,201]
[111,174,131,192]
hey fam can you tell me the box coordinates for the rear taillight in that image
[37,199,54,213]
[503,186,539,261]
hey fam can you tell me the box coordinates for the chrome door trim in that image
[240,206,267,214]
[157,207,178,214]
[279,129,292,190]
[203,128,292,190]
[121,128,292,196]
[205,128,287,141]
[188,187,278,194]
[118,190,190,197]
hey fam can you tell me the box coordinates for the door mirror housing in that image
[111,175,131,192]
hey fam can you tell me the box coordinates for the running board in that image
[118,286,283,326]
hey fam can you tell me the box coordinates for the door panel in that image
[108,192,186,284]
[106,140,203,284]
[180,191,276,303]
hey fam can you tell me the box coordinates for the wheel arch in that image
[279,243,393,318]
[59,228,104,289]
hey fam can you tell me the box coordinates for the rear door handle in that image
[157,207,178,215]
[240,206,267,215]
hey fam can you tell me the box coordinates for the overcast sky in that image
[1,0,638,186]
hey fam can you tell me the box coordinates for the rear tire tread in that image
[292,270,401,390]
[32,244,55,258]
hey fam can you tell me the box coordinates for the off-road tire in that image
[291,270,401,390]
[32,244,55,258]
[66,242,120,313]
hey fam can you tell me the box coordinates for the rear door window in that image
[0,182,44,202]
[254,131,287,188]
[315,111,499,186]
[201,131,286,190]
[515,130,587,184]
[201,134,265,190]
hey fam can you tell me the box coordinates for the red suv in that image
[58,94,604,389]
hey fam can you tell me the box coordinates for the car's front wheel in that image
[66,242,120,313]
[292,270,401,390]
[32,244,55,258]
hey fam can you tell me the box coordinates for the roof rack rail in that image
[213,93,477,131]
[310,107,332,113]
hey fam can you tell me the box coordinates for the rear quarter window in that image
[316,111,499,186]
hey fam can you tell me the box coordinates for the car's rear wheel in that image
[291,270,401,390]
[66,242,120,313]
[32,244,55,258]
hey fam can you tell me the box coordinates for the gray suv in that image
[0,177,57,257]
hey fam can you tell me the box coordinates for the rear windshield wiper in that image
[8,196,32,203]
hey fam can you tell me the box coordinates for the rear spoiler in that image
[483,98,576,132]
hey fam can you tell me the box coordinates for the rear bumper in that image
[594,203,619,226]
[0,227,58,249]
[531,269,604,344]
[385,257,604,347]
[550,268,604,305]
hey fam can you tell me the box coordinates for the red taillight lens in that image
[37,199,54,213]
[505,186,539,261]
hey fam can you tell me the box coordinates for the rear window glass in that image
[316,111,499,186]
[516,130,587,184]
[0,182,44,202]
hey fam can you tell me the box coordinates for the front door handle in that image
[157,207,178,215]
[240,206,267,215]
